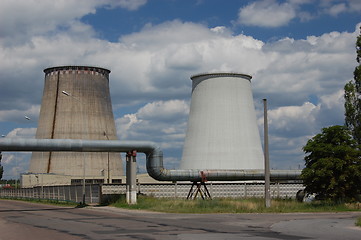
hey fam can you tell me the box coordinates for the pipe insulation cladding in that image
[0,138,301,181]
[180,73,264,170]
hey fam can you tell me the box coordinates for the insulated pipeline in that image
[0,138,301,181]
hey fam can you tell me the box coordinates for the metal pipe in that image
[0,138,301,182]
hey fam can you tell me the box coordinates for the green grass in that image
[0,197,79,207]
[111,195,361,214]
[356,216,361,227]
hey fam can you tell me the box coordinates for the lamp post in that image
[263,99,271,208]
[62,90,86,205]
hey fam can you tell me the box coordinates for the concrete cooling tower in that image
[180,73,264,170]
[28,66,123,186]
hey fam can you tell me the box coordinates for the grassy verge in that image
[0,197,79,207]
[356,216,361,227]
[111,195,361,214]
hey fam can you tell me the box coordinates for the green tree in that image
[344,27,361,144]
[0,152,3,180]
[301,126,361,202]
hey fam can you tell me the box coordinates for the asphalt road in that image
[0,199,360,240]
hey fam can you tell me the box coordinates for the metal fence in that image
[0,182,304,204]
[0,184,101,204]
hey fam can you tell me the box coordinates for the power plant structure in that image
[1,70,303,201]
[180,73,264,170]
[22,66,123,187]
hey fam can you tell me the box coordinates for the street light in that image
[61,90,70,96]
[263,99,271,208]
[62,91,81,101]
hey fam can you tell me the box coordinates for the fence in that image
[0,182,304,204]
[102,182,303,199]
[0,184,101,204]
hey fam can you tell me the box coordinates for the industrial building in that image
[22,66,123,187]
[1,70,304,200]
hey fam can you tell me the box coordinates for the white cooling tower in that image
[180,73,264,170]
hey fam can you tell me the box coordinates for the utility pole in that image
[263,99,271,208]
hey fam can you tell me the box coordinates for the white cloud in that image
[236,0,361,28]
[116,100,189,150]
[237,0,296,27]
[348,0,361,12]
[0,0,147,46]
[137,100,189,121]
[268,102,319,133]
[0,0,98,46]
[321,0,361,16]
[0,105,40,122]
[1,152,31,179]
[254,28,356,108]
[258,89,345,169]
[6,128,36,139]
[108,0,147,11]
[328,3,347,16]
[262,89,345,139]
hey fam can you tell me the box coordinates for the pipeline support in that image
[126,150,137,204]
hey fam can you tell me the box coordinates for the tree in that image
[344,27,361,144]
[0,152,3,180]
[301,126,361,202]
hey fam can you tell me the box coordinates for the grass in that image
[111,195,361,214]
[0,196,79,207]
[356,216,361,227]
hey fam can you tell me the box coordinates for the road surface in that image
[0,199,360,240]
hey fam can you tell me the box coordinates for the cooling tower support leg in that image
[186,182,212,200]
[126,150,137,204]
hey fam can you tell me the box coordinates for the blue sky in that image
[82,0,360,41]
[0,0,360,179]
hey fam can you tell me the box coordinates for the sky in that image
[0,0,360,180]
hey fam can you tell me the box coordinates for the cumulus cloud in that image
[6,128,36,139]
[237,0,297,27]
[254,29,356,107]
[268,102,319,136]
[0,0,147,46]
[321,0,361,16]
[0,105,40,122]
[327,3,347,16]
[107,0,147,11]
[236,0,361,28]
[116,100,189,149]
[0,0,97,45]
[260,89,346,169]
[1,152,31,180]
